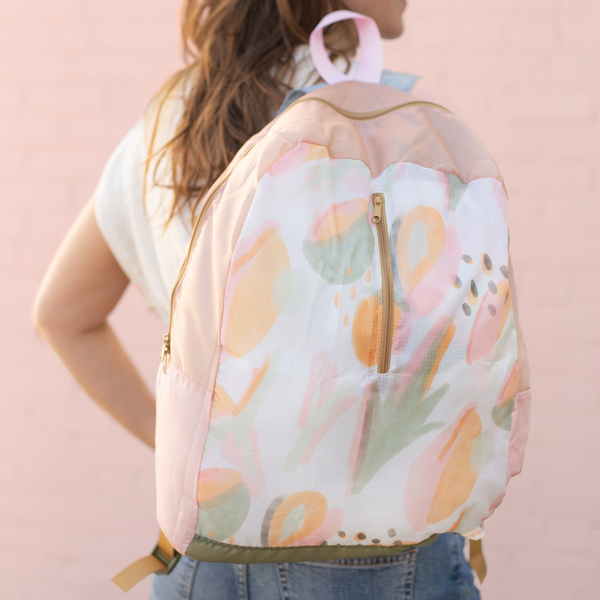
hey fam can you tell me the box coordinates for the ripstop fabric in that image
[156,79,531,562]
[154,10,531,565]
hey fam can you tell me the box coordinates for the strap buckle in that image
[151,542,181,576]
[112,530,181,591]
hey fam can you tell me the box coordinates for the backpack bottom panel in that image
[185,533,439,564]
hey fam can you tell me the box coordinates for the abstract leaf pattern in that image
[196,468,251,541]
[351,295,402,367]
[283,353,360,474]
[492,361,518,430]
[404,405,489,531]
[223,223,290,359]
[193,149,520,549]
[261,491,343,547]
[302,198,374,285]
[349,317,456,495]
[204,352,280,498]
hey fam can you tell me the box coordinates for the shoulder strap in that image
[469,538,488,584]
[380,69,421,93]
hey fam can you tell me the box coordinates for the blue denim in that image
[149,533,479,600]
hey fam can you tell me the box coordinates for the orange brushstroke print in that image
[231,358,271,417]
[466,279,512,364]
[405,405,482,531]
[427,408,481,524]
[261,491,343,548]
[307,198,369,243]
[212,383,236,419]
[422,324,456,397]
[304,144,330,162]
[396,205,445,293]
[352,296,380,367]
[225,229,290,358]
[197,468,244,507]
[268,492,328,546]
[351,295,401,368]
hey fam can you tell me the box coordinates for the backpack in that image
[113,10,531,591]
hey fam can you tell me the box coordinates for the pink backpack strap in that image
[309,10,383,85]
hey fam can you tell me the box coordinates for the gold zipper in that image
[371,192,394,374]
[161,99,454,373]
[159,333,170,370]
[288,98,453,121]
[160,144,256,372]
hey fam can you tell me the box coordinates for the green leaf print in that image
[302,213,374,284]
[350,320,456,494]
[492,397,515,431]
[283,353,359,474]
[448,174,468,212]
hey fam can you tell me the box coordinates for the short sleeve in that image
[92,118,190,323]
[93,119,147,287]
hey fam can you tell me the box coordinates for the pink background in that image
[1,0,598,598]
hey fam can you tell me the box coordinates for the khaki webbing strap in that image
[111,531,180,592]
[156,530,176,563]
[469,538,487,584]
[111,554,168,592]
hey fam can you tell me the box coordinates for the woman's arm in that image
[33,201,156,449]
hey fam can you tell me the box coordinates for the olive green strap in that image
[111,531,485,589]
[112,531,180,592]
[469,539,487,584]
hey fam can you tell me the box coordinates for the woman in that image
[33,0,480,598]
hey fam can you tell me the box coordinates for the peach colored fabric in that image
[257,83,504,186]
[165,79,528,550]
[172,82,509,390]
[155,359,213,554]
[170,132,271,387]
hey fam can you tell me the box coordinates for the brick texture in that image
[384,2,600,598]
[1,1,598,598]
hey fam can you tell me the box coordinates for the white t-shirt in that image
[93,49,449,324]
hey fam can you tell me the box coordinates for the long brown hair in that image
[146,0,357,225]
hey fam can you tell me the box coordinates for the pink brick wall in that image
[384,4,600,598]
[1,1,598,598]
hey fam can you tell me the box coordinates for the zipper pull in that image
[160,334,170,373]
[372,193,383,224]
